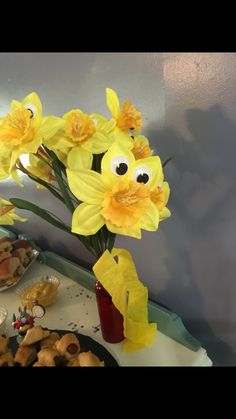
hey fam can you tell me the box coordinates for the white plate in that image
[0,249,39,292]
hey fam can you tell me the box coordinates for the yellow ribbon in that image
[93,248,157,352]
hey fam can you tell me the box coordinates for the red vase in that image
[95,280,124,343]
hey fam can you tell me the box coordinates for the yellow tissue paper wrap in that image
[93,248,157,352]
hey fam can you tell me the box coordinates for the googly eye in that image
[111,155,129,176]
[132,166,152,184]
[24,103,37,119]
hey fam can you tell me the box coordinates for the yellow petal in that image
[140,201,159,231]
[97,118,116,135]
[162,181,170,203]
[131,156,163,191]
[21,92,43,130]
[90,113,107,123]
[11,165,24,187]
[106,88,120,118]
[67,147,92,171]
[38,116,65,141]
[82,131,112,154]
[113,127,134,147]
[54,148,69,167]
[134,135,150,146]
[101,140,135,183]
[45,133,73,150]
[11,213,27,223]
[71,203,104,235]
[0,168,9,180]
[10,99,21,111]
[160,207,171,221]
[66,169,105,204]
[106,220,141,239]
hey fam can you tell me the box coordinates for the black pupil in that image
[137,173,149,184]
[27,108,34,118]
[116,163,128,175]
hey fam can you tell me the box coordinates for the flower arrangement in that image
[0,88,171,351]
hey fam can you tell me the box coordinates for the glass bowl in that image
[16,275,60,310]
[0,307,8,335]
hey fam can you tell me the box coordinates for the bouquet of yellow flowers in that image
[0,88,171,351]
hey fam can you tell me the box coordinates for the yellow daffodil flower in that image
[26,154,53,189]
[131,135,153,160]
[44,109,116,171]
[91,88,142,146]
[0,92,64,181]
[150,180,171,221]
[67,141,164,239]
[0,198,27,225]
[106,87,142,130]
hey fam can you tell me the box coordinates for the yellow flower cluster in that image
[0,88,171,241]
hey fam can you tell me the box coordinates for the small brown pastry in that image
[14,346,37,366]
[0,250,11,263]
[12,248,30,267]
[0,237,13,252]
[21,326,50,346]
[55,333,80,360]
[32,361,46,367]
[0,256,24,286]
[40,332,60,349]
[78,351,104,367]
[67,356,81,367]
[0,351,14,366]
[12,240,34,259]
[37,348,64,366]
[0,335,9,355]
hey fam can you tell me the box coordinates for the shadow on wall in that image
[146,104,236,365]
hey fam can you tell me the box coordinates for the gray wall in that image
[1,53,235,365]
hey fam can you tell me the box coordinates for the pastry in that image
[21,326,50,346]
[12,240,34,259]
[55,333,80,360]
[0,237,13,252]
[37,348,64,366]
[14,345,37,366]
[12,248,29,267]
[0,250,11,263]
[0,335,9,355]
[78,351,104,367]
[0,351,14,366]
[40,332,60,349]
[67,357,81,367]
[0,257,24,286]
[32,361,46,367]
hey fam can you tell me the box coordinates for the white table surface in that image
[0,260,212,367]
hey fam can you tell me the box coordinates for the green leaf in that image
[44,148,75,214]
[26,173,65,203]
[10,198,95,256]
[10,198,72,234]
[162,156,174,168]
